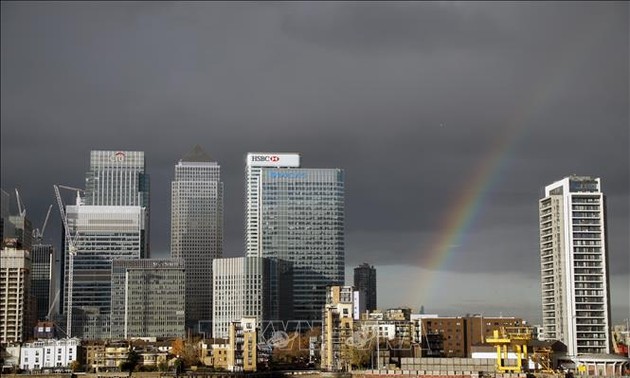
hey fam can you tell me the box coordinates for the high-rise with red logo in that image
[245,152,345,322]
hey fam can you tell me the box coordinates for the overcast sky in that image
[2,2,628,324]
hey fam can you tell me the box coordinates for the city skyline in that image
[1,2,628,325]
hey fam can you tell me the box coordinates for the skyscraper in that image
[85,150,149,208]
[354,263,377,312]
[212,256,293,338]
[539,175,612,356]
[61,150,149,339]
[63,205,147,339]
[246,153,345,321]
[31,244,55,321]
[1,244,32,343]
[171,145,223,332]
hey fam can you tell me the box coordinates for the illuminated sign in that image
[269,171,307,179]
[247,153,300,167]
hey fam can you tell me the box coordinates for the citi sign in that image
[109,151,126,162]
[251,155,280,162]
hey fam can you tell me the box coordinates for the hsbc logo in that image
[251,155,280,162]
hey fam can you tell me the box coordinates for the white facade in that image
[212,257,270,338]
[539,176,611,356]
[1,248,31,343]
[20,338,81,370]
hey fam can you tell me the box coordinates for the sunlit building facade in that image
[1,246,32,343]
[539,176,611,356]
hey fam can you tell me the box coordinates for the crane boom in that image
[14,188,26,217]
[33,204,53,241]
[53,184,84,338]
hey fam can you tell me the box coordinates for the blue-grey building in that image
[246,153,344,321]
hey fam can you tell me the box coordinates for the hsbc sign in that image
[247,153,300,167]
[251,155,280,162]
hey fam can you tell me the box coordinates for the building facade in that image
[19,338,82,370]
[63,205,147,339]
[212,257,292,338]
[110,259,185,339]
[60,150,150,339]
[84,150,149,208]
[321,286,355,371]
[170,145,223,333]
[1,246,32,343]
[31,244,55,321]
[539,176,611,356]
[354,263,377,312]
[246,153,345,321]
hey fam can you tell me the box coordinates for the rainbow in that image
[413,15,611,307]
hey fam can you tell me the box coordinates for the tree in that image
[120,349,141,372]
[69,360,82,372]
[271,327,321,367]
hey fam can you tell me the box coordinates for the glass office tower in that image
[246,153,344,321]
[171,145,223,333]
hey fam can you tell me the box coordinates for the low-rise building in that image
[200,318,258,372]
[321,286,354,371]
[19,338,82,371]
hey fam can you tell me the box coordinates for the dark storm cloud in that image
[2,2,628,318]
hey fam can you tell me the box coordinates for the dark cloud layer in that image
[2,2,628,322]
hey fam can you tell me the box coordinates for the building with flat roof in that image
[245,153,344,321]
[539,176,612,356]
[110,258,185,339]
[31,243,55,321]
[354,263,377,312]
[1,246,32,343]
[63,204,147,339]
[212,256,292,338]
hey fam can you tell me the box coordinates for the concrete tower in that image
[539,175,612,356]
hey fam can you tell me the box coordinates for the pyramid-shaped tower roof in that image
[180,145,213,162]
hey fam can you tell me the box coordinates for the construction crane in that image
[32,204,53,242]
[53,184,84,338]
[14,188,26,217]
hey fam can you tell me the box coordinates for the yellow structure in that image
[485,327,531,373]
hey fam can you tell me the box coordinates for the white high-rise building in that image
[1,246,32,343]
[212,257,291,338]
[245,153,344,321]
[171,145,223,333]
[539,175,612,356]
